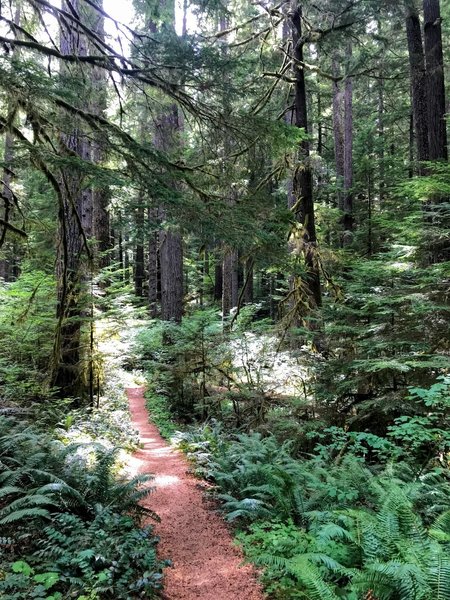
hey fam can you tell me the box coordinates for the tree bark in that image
[154,104,184,322]
[243,257,254,305]
[160,225,183,323]
[406,5,430,169]
[342,42,353,245]
[332,54,345,211]
[222,247,239,316]
[150,2,184,323]
[423,0,447,160]
[134,205,145,297]
[290,3,321,310]
[148,207,159,317]
[90,0,110,269]
[0,5,20,282]
[214,259,223,301]
[52,0,92,399]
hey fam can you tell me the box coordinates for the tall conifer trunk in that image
[134,205,145,297]
[219,9,239,321]
[53,0,91,399]
[332,54,344,211]
[0,5,20,282]
[290,3,321,310]
[155,106,184,323]
[423,0,447,161]
[147,1,184,323]
[148,207,159,317]
[343,42,353,245]
[406,5,429,170]
[90,0,110,269]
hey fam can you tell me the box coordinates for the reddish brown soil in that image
[127,387,265,600]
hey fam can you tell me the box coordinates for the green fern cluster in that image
[207,431,450,599]
[0,416,165,598]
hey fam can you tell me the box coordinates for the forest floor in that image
[126,384,265,600]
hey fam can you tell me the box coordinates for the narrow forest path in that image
[126,386,265,600]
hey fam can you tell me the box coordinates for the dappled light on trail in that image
[127,386,264,600]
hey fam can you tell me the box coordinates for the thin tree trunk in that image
[0,130,14,282]
[214,259,223,301]
[90,0,110,269]
[148,207,159,317]
[342,42,353,245]
[243,257,254,304]
[409,111,415,178]
[124,232,130,284]
[222,247,239,316]
[332,54,345,211]
[219,9,239,321]
[378,69,385,202]
[134,206,145,297]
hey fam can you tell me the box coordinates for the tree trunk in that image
[150,1,184,323]
[243,257,254,305]
[290,4,321,310]
[0,5,20,282]
[406,6,430,169]
[90,0,110,270]
[423,0,447,161]
[378,67,385,202]
[148,207,159,317]
[332,54,345,211]
[343,42,353,245]
[214,259,223,301]
[154,105,184,322]
[52,0,92,399]
[222,247,239,317]
[134,206,145,297]
[0,129,14,282]
[160,225,183,323]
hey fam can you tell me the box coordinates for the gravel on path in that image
[127,386,265,600]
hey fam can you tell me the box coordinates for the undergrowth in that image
[0,309,166,599]
[136,312,450,599]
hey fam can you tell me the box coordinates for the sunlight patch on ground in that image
[229,333,311,397]
[152,475,180,487]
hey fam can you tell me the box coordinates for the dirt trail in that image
[127,386,265,600]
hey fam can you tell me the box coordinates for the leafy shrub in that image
[0,272,56,405]
[388,376,450,462]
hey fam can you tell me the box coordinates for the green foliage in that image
[145,390,178,440]
[0,561,62,600]
[0,416,165,599]
[136,309,225,421]
[35,510,164,598]
[175,424,450,599]
[0,271,56,404]
[387,376,450,461]
[209,433,305,523]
